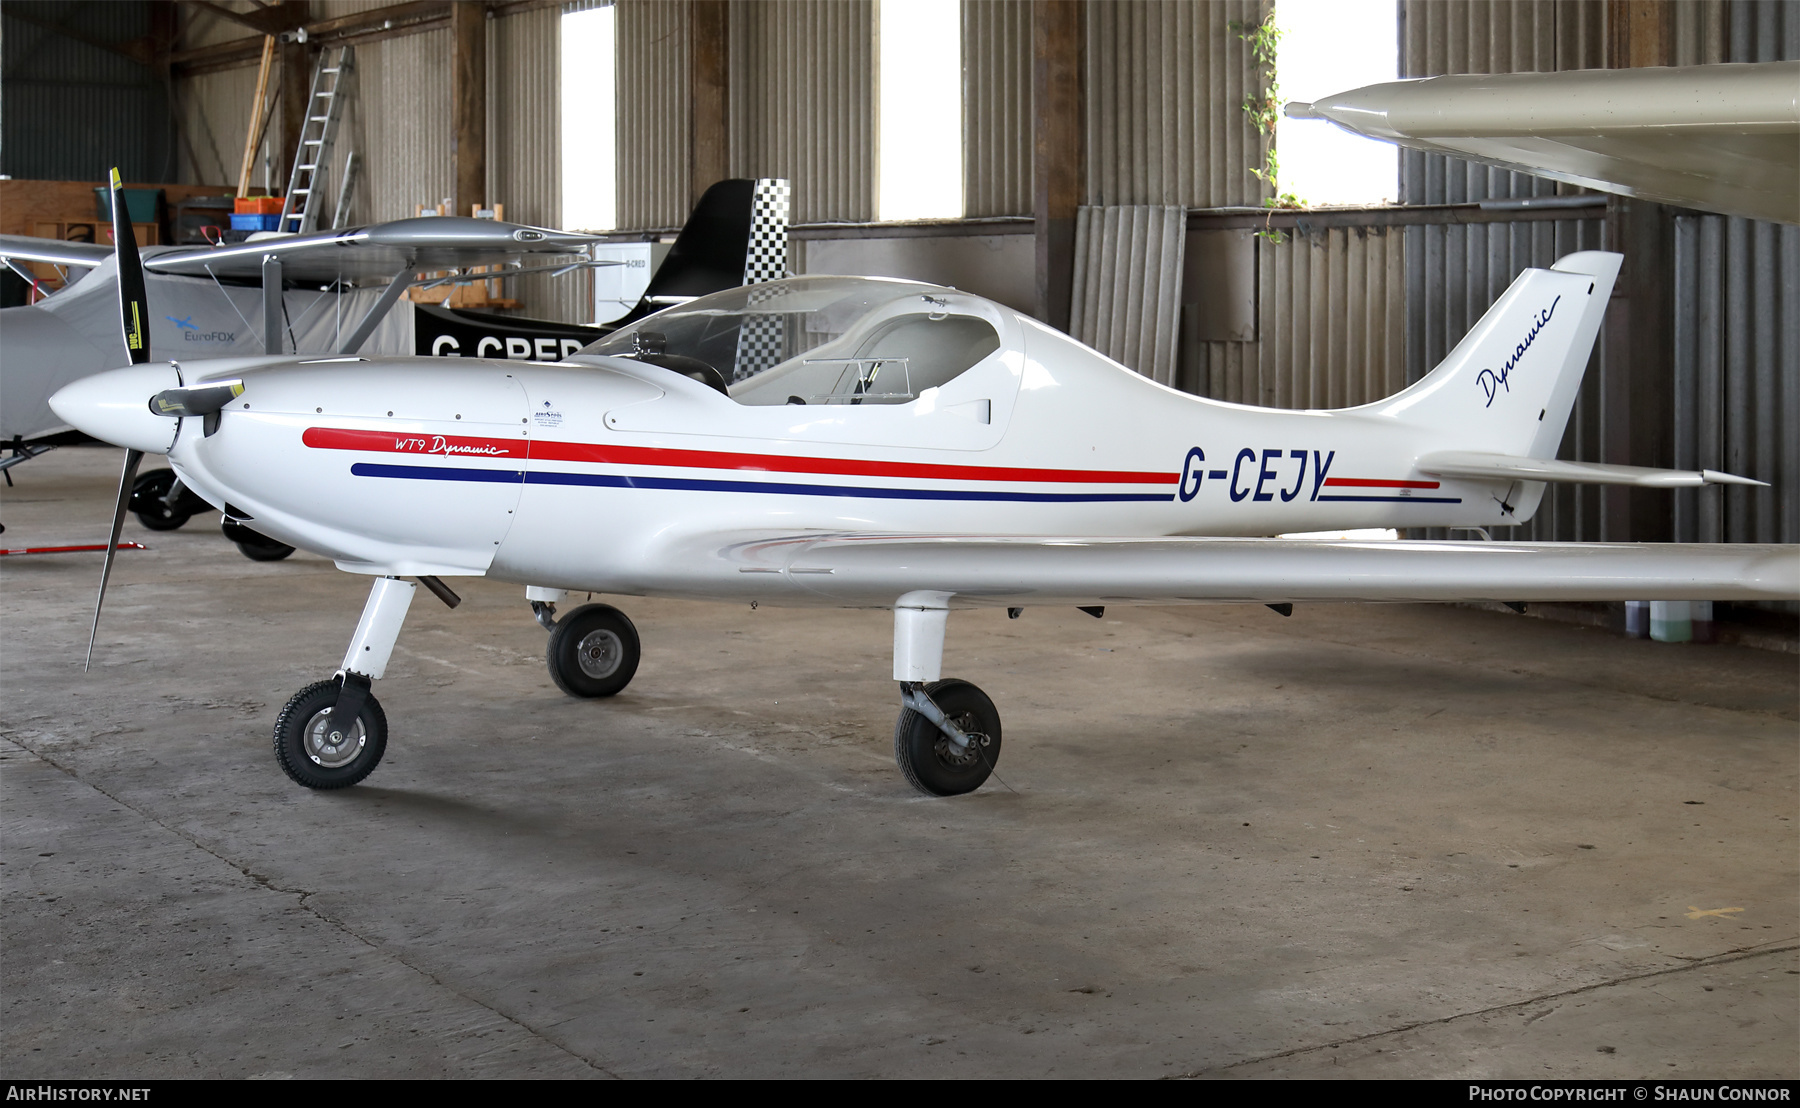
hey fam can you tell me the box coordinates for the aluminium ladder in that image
[278,45,355,235]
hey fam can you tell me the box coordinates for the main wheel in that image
[236,539,296,561]
[894,679,1002,797]
[129,469,194,531]
[273,679,388,789]
[222,518,296,561]
[546,603,641,698]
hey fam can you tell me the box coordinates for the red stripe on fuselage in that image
[304,427,526,458]
[1323,477,1441,489]
[302,426,1177,485]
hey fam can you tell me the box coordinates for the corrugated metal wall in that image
[1240,226,1407,409]
[728,0,873,224]
[616,0,688,230]
[1,0,171,182]
[491,5,582,323]
[962,0,1031,217]
[175,63,263,189]
[1070,205,1187,385]
[1083,0,1267,209]
[1187,227,1406,408]
[358,29,454,221]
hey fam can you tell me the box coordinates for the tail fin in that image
[637,178,790,308]
[1367,250,1620,460]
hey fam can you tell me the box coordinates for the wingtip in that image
[1701,469,1769,487]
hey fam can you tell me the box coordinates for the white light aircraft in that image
[50,174,1799,797]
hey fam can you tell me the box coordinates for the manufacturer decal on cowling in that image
[533,399,564,427]
[1476,296,1560,408]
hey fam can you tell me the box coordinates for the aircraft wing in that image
[0,235,115,268]
[1286,61,1800,225]
[139,217,607,284]
[663,532,1798,607]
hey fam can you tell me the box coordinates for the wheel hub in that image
[576,628,623,679]
[302,707,366,768]
[934,712,988,767]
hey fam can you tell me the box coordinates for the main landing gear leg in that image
[534,586,642,699]
[273,576,415,789]
[891,592,1002,797]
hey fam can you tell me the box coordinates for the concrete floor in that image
[3,443,1796,1079]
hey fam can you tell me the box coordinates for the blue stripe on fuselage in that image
[348,463,1174,503]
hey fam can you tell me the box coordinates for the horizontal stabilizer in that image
[1417,451,1766,489]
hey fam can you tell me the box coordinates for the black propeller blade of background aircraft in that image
[87,167,149,670]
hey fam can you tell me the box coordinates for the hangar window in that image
[1273,0,1397,206]
[561,2,618,231]
[877,0,964,221]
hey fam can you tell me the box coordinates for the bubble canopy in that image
[578,276,1004,407]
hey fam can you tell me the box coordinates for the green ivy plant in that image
[1229,11,1304,243]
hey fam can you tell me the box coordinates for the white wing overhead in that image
[0,236,114,269]
[139,217,605,284]
[1,218,605,285]
[1286,61,1800,225]
[649,531,1799,607]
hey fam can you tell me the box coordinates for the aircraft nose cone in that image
[49,362,183,455]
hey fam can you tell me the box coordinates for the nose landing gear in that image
[274,576,415,789]
[273,677,388,789]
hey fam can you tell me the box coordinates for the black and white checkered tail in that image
[732,178,791,380]
[742,178,790,285]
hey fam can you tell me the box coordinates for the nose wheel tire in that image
[894,678,1002,797]
[546,603,641,698]
[273,679,388,789]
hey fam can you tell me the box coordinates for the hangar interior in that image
[2,0,1797,1081]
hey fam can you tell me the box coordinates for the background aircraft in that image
[49,176,1796,798]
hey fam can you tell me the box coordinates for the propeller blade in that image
[109,167,150,366]
[86,448,144,671]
